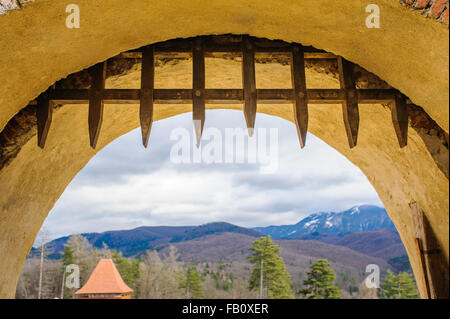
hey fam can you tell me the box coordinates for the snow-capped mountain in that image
[253,205,395,239]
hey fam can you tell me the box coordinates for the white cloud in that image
[42,110,382,240]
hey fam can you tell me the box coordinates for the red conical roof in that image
[75,259,133,295]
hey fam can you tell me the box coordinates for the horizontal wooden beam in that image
[205,51,336,59]
[138,37,329,53]
[44,89,397,105]
[113,36,336,60]
[114,51,337,60]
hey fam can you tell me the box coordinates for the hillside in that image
[157,232,391,289]
[292,228,406,260]
[160,232,390,270]
[33,222,263,258]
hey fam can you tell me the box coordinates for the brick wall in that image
[1,0,21,14]
[402,0,449,24]
[0,0,32,15]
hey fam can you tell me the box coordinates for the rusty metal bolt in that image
[92,90,102,98]
[348,90,356,98]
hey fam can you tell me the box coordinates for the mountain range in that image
[33,205,408,272]
[38,222,262,258]
[253,205,395,238]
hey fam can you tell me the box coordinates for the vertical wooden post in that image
[192,38,205,148]
[242,36,257,137]
[410,201,448,299]
[338,57,359,148]
[88,62,106,149]
[140,46,155,148]
[392,92,408,148]
[36,93,53,149]
[290,44,309,148]
[413,237,430,299]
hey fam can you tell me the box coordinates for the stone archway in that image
[0,0,448,298]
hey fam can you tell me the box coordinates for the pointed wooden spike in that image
[140,46,155,148]
[291,44,308,149]
[338,57,359,148]
[247,127,254,137]
[392,92,408,148]
[36,93,53,149]
[242,36,257,136]
[193,38,205,147]
[194,118,204,148]
[88,62,106,149]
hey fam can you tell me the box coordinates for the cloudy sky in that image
[41,110,383,240]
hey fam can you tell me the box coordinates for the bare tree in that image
[138,246,185,299]
[66,234,95,285]
[35,227,50,299]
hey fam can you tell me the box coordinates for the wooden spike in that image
[140,46,155,148]
[338,57,359,148]
[392,92,408,148]
[291,44,308,148]
[193,38,205,148]
[88,62,106,149]
[36,93,53,149]
[242,36,257,137]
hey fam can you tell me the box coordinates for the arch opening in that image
[0,4,448,298]
[19,109,413,299]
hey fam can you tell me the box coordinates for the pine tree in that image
[181,267,205,299]
[380,269,419,299]
[61,245,76,299]
[247,236,293,299]
[300,259,341,299]
[111,250,140,296]
[62,246,75,270]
